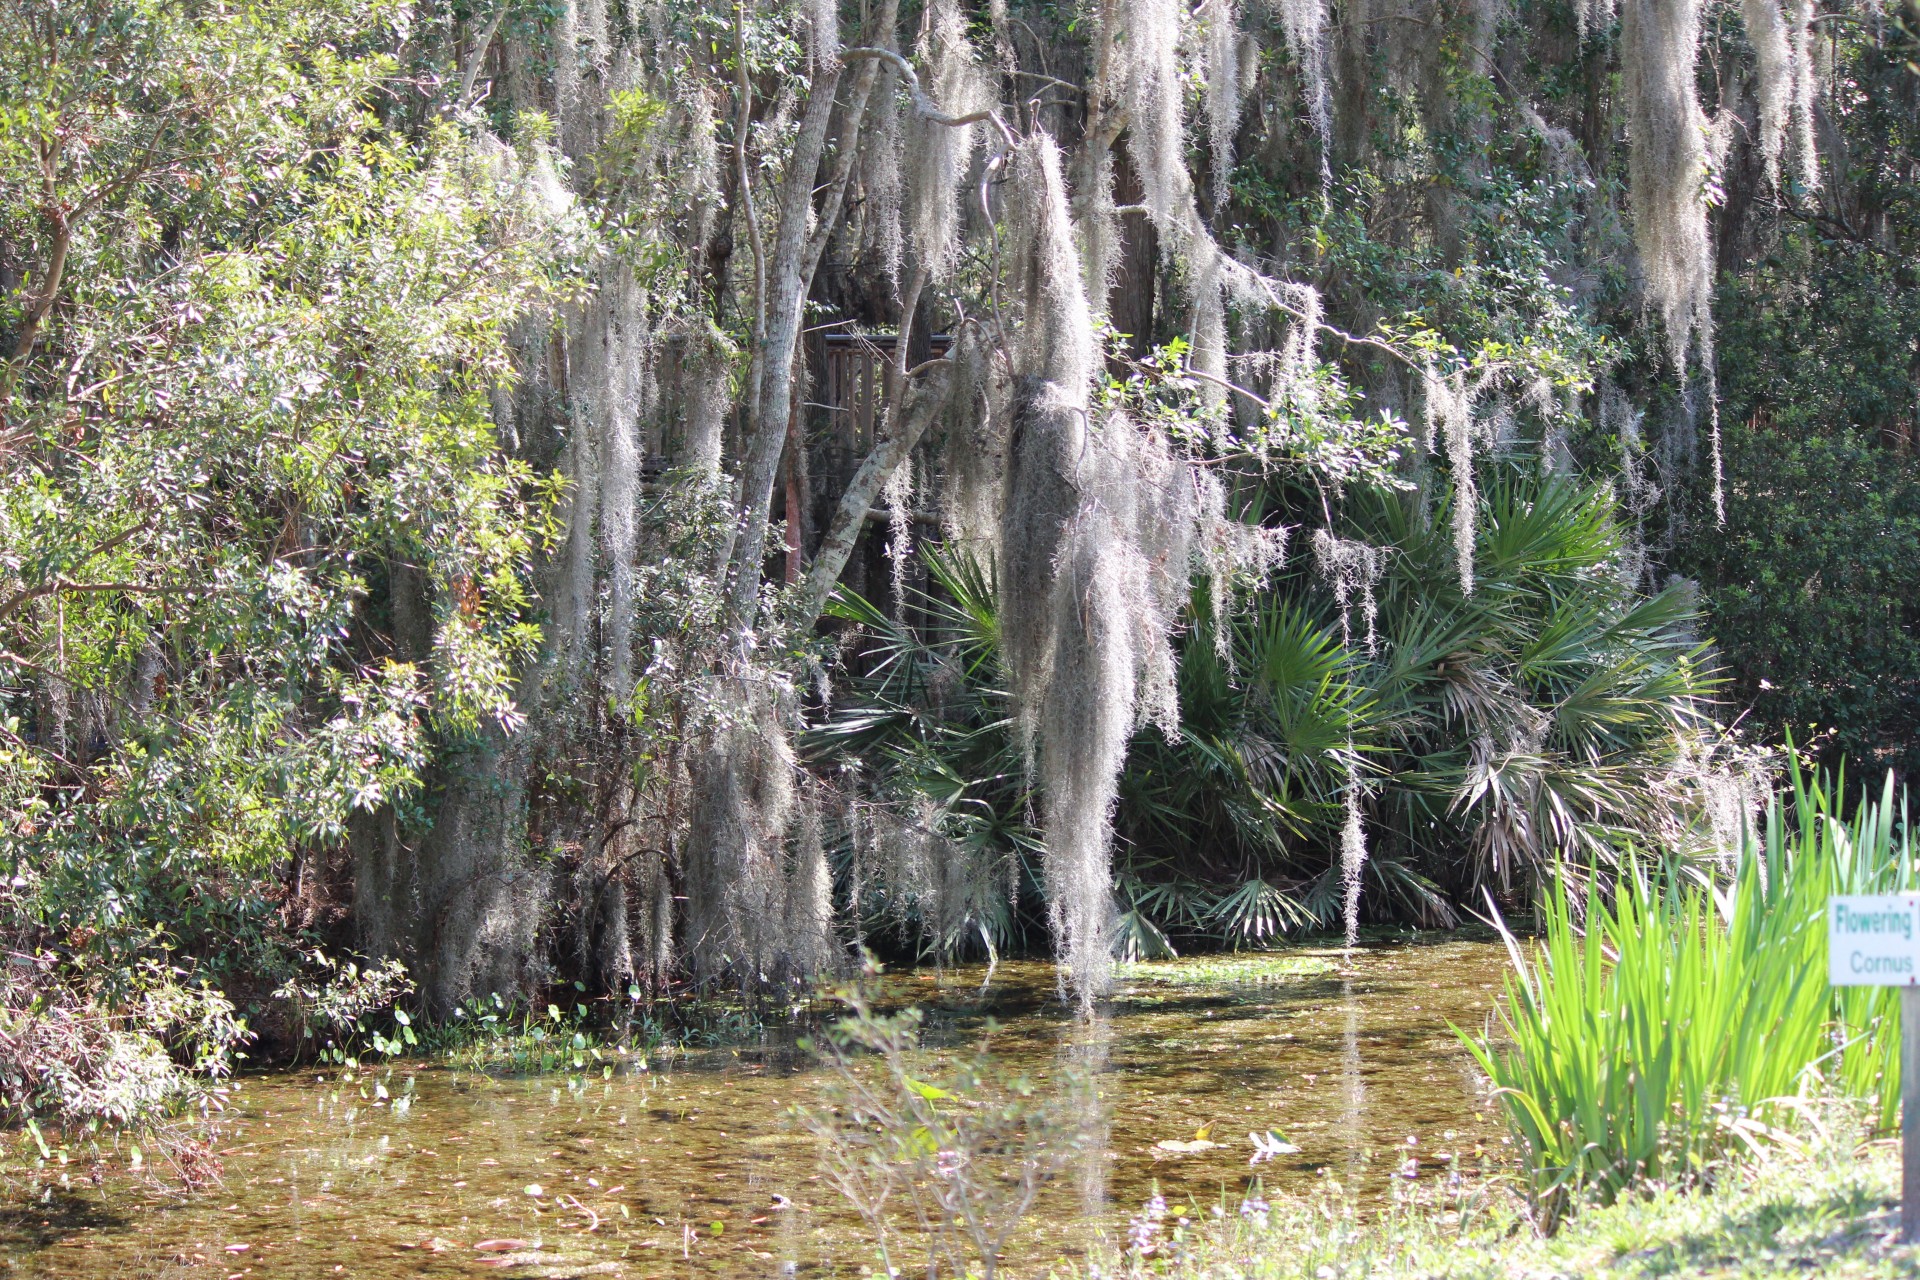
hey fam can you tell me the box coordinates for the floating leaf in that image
[904,1077,952,1101]
[1248,1130,1300,1164]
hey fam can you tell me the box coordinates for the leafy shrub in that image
[271,952,416,1064]
[1127,474,1727,931]
[1674,428,1920,778]
[0,956,246,1164]
[429,989,644,1075]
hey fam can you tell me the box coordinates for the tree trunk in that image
[726,70,846,625]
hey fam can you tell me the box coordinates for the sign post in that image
[1908,985,1920,1246]
[1829,894,1920,1243]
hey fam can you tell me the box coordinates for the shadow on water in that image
[0,1191,129,1251]
[0,938,1514,1278]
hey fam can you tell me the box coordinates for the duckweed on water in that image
[1116,952,1339,988]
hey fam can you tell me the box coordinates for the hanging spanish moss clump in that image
[680,80,724,241]
[554,0,589,157]
[1038,487,1140,1004]
[1661,731,1772,868]
[1204,0,1244,210]
[1189,236,1230,413]
[999,138,1106,1001]
[1277,281,1323,405]
[1735,0,1819,193]
[1077,146,1121,321]
[1785,0,1819,193]
[1741,0,1793,188]
[582,263,654,710]
[1275,0,1333,190]
[937,325,1012,554]
[1619,0,1714,374]
[1000,136,1097,748]
[677,317,735,478]
[907,0,987,280]
[866,76,907,288]
[1603,380,1660,585]
[1229,276,1327,451]
[1314,438,1384,947]
[681,676,801,985]
[1000,136,1229,1006]
[1130,0,1195,229]
[787,780,840,977]
[1705,376,1726,526]
[1573,0,1617,37]
[1422,366,1479,594]
[883,449,916,610]
[1193,471,1289,647]
[1312,529,1387,653]
[1527,378,1576,476]
[1339,766,1368,948]
[860,796,1004,959]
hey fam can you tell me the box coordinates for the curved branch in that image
[839,46,1019,148]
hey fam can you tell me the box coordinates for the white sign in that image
[1829,895,1920,986]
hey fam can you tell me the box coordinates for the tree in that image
[3,0,1907,1047]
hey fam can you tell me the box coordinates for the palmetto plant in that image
[822,471,1725,955]
[808,548,1044,961]
[1121,471,1722,938]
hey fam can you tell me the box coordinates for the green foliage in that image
[430,989,650,1076]
[1464,763,1908,1226]
[1682,231,1920,778]
[271,952,416,1065]
[0,956,245,1137]
[1098,334,1416,489]
[0,0,560,967]
[1678,429,1920,778]
[0,0,566,1107]
[1123,473,1719,934]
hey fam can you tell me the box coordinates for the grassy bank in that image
[1103,1120,1916,1279]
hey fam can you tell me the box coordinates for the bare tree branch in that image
[796,358,955,626]
[840,47,1019,148]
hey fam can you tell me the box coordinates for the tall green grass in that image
[1464,762,1911,1225]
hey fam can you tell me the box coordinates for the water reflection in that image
[1062,1008,1112,1240]
[0,939,1510,1278]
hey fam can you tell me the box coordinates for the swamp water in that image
[0,940,1510,1278]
